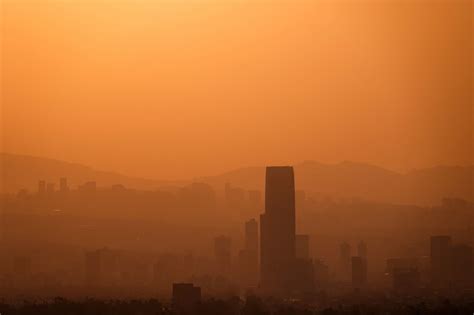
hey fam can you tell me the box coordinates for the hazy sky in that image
[2,0,472,179]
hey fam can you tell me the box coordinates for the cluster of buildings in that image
[1,166,473,312]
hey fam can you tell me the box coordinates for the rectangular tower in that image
[260,166,296,295]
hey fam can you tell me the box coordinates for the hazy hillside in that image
[1,153,472,206]
[199,161,473,206]
[0,153,183,193]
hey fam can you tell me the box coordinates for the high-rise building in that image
[351,256,367,288]
[340,242,351,281]
[214,235,232,275]
[296,234,310,259]
[430,235,452,287]
[260,166,296,295]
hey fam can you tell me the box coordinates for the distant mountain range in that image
[198,161,473,206]
[1,152,472,206]
[0,152,183,193]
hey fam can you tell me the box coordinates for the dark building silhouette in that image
[214,235,232,275]
[172,283,201,314]
[351,256,367,288]
[296,234,310,259]
[392,267,420,293]
[430,235,452,287]
[451,243,473,288]
[260,166,296,295]
[340,242,351,281]
[314,259,329,289]
[294,258,315,295]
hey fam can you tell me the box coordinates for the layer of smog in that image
[1,0,472,314]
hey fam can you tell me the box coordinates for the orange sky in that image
[1,1,472,180]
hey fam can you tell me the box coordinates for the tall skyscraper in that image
[260,166,296,295]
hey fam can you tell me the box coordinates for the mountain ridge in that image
[1,152,472,206]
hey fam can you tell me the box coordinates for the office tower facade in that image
[351,256,367,288]
[430,235,452,287]
[260,166,296,295]
[214,235,232,275]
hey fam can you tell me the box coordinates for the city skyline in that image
[1,0,472,313]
